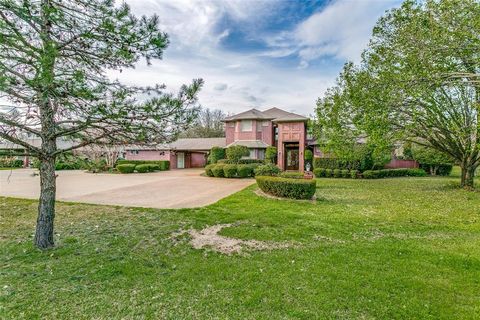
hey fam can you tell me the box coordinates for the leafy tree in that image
[265,146,277,164]
[0,0,203,249]
[226,145,249,163]
[179,107,226,138]
[316,0,480,188]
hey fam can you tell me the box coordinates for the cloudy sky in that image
[115,0,401,116]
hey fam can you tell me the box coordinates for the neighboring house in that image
[125,107,309,171]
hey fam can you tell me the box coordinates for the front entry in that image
[177,152,185,169]
[284,144,299,171]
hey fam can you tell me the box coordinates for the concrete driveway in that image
[0,169,254,208]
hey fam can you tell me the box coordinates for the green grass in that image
[1,169,480,319]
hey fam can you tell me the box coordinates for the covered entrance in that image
[284,143,299,171]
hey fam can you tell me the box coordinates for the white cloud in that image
[114,0,399,116]
[294,0,399,64]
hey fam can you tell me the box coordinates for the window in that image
[262,121,269,127]
[258,149,265,160]
[249,149,255,159]
[159,151,165,156]
[241,120,252,132]
[130,150,139,155]
[257,121,262,132]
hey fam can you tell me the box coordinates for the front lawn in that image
[1,171,480,319]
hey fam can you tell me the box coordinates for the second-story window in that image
[240,120,252,132]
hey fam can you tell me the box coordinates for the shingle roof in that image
[225,140,270,148]
[168,137,226,151]
[224,107,308,122]
[224,108,274,121]
[263,107,308,122]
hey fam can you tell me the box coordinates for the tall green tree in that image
[0,0,203,249]
[316,0,480,188]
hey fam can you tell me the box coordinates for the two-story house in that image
[124,107,309,171]
[223,107,308,171]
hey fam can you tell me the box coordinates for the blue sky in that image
[116,0,401,116]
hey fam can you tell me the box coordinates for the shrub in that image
[265,146,277,164]
[116,160,170,171]
[325,169,332,177]
[0,158,23,168]
[254,164,281,176]
[212,164,225,177]
[207,146,225,164]
[217,159,263,164]
[149,164,160,171]
[223,164,238,178]
[363,168,427,179]
[333,169,342,178]
[117,164,136,173]
[256,176,316,200]
[237,164,255,178]
[341,169,350,178]
[135,164,150,173]
[226,145,250,163]
[304,149,313,170]
[313,168,326,177]
[279,172,304,179]
[350,170,359,179]
[205,164,215,177]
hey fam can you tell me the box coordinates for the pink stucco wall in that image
[125,150,170,161]
[225,119,274,145]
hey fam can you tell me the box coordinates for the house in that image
[224,107,308,171]
[125,107,309,171]
[124,137,226,169]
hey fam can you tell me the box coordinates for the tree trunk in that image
[460,164,476,189]
[34,155,56,249]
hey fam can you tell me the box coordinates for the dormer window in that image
[240,120,252,132]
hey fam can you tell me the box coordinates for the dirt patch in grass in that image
[173,223,292,255]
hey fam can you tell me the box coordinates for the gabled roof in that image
[224,107,308,122]
[226,140,270,149]
[263,107,308,122]
[168,137,226,151]
[223,108,274,121]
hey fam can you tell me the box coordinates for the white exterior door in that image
[177,152,185,169]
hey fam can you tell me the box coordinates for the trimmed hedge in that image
[237,164,254,178]
[256,176,316,200]
[313,168,325,177]
[223,164,238,178]
[117,164,136,173]
[217,159,264,164]
[205,164,215,177]
[254,164,281,177]
[116,160,169,171]
[135,164,150,173]
[208,146,226,164]
[363,168,427,179]
[313,157,360,171]
[279,172,304,179]
[212,164,225,177]
[0,158,23,168]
